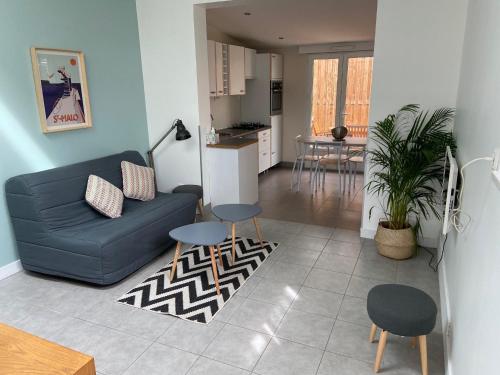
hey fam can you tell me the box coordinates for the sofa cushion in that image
[121,161,155,201]
[6,151,147,230]
[85,175,123,218]
[54,192,196,250]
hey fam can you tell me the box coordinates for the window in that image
[310,54,373,137]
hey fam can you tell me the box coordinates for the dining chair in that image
[347,147,366,192]
[290,135,323,191]
[312,144,349,193]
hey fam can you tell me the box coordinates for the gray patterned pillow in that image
[85,175,123,218]
[121,161,155,201]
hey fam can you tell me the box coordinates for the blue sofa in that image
[5,151,197,285]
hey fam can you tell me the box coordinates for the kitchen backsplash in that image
[210,95,241,129]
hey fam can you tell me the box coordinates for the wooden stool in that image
[367,284,437,375]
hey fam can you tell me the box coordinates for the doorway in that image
[309,53,373,137]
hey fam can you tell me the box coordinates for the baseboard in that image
[360,227,376,239]
[278,161,294,168]
[0,259,22,280]
[360,226,439,248]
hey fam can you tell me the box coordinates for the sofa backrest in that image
[5,150,147,230]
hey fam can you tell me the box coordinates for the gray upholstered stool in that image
[367,284,437,375]
[169,222,227,294]
[212,204,264,265]
[172,184,204,215]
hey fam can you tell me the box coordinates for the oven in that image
[270,80,283,115]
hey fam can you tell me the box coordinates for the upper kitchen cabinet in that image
[207,40,217,96]
[271,53,283,80]
[229,44,246,95]
[216,42,229,96]
[207,40,229,96]
[244,48,256,79]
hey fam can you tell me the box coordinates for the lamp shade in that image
[174,120,191,141]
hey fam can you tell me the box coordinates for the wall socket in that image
[446,321,453,338]
[492,148,500,189]
[492,148,500,171]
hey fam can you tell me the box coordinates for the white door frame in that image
[306,51,374,135]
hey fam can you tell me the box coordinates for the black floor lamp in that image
[147,119,191,171]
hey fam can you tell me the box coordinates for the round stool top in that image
[172,184,203,199]
[367,284,437,337]
[169,222,227,246]
[212,204,262,223]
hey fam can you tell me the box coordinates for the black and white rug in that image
[117,237,278,323]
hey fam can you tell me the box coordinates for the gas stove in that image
[231,122,267,130]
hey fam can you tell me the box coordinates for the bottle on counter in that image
[208,126,217,144]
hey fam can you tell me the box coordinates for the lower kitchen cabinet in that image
[258,129,271,173]
[207,142,258,206]
[271,114,282,166]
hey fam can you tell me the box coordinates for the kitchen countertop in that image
[215,126,271,138]
[206,137,258,149]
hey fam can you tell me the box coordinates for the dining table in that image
[299,136,368,148]
[294,136,368,193]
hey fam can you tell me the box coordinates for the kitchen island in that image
[206,137,259,206]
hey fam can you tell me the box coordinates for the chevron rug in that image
[117,237,279,323]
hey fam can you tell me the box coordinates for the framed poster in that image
[31,47,92,133]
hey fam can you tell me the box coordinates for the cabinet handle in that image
[263,153,267,156]
[210,91,216,94]
[240,90,244,93]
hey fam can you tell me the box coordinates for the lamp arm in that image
[147,119,179,168]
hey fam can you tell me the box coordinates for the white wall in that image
[279,47,310,163]
[441,1,500,374]
[361,0,468,245]
[135,0,226,201]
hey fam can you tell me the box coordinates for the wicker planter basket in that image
[374,222,416,260]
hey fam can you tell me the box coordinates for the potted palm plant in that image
[367,104,456,259]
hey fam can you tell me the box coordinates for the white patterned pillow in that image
[85,175,123,218]
[121,161,155,201]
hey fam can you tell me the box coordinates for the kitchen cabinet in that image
[258,129,271,173]
[229,45,246,95]
[215,42,229,96]
[271,53,283,80]
[207,40,217,96]
[207,142,259,206]
[244,48,256,79]
[271,115,282,166]
[207,41,229,96]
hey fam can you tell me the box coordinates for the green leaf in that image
[367,105,455,229]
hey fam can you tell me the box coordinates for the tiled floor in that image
[258,166,364,230]
[0,218,443,375]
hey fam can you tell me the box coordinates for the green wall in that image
[0,0,149,267]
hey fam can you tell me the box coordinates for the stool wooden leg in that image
[374,330,388,373]
[253,217,264,247]
[231,223,236,265]
[217,245,224,268]
[418,335,428,375]
[411,337,417,349]
[209,246,221,295]
[170,242,182,282]
[197,199,204,216]
[369,323,377,343]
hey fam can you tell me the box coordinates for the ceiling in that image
[206,0,377,49]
